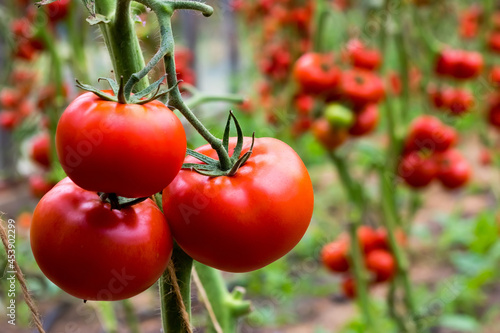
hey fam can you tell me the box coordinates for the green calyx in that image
[182,111,256,177]
[98,193,149,210]
[325,103,354,129]
[75,75,178,105]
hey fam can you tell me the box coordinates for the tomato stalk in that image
[394,10,410,124]
[379,3,419,330]
[182,84,245,110]
[121,299,140,333]
[95,0,149,91]
[327,152,375,331]
[193,262,251,333]
[159,244,194,333]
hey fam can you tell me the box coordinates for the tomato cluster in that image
[398,116,471,190]
[291,39,384,148]
[233,0,313,119]
[427,84,474,116]
[321,226,405,298]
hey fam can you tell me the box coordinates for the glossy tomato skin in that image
[398,151,438,188]
[350,47,382,71]
[56,92,186,198]
[321,240,350,273]
[365,250,396,282]
[488,32,500,53]
[490,66,500,86]
[162,137,314,273]
[448,88,474,115]
[404,116,456,153]
[349,104,379,136]
[340,69,385,107]
[30,133,51,168]
[435,49,483,79]
[342,276,356,298]
[487,94,500,129]
[293,53,341,95]
[436,150,471,189]
[30,178,173,301]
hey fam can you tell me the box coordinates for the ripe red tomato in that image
[436,149,471,189]
[312,118,349,150]
[349,47,382,71]
[435,49,461,77]
[341,276,356,298]
[338,225,380,253]
[365,250,396,282]
[29,175,55,198]
[348,104,379,136]
[30,133,51,168]
[0,111,20,130]
[0,88,20,108]
[373,228,407,251]
[293,53,341,95]
[448,88,474,115]
[46,0,70,22]
[398,151,438,188]
[435,49,483,80]
[427,84,453,109]
[488,32,500,53]
[490,66,500,86]
[340,69,385,107]
[487,94,500,129]
[404,116,456,152]
[162,137,314,273]
[294,94,315,116]
[321,240,350,273]
[56,92,186,198]
[30,178,173,300]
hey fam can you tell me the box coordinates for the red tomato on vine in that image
[162,137,314,273]
[30,178,173,301]
[56,92,187,198]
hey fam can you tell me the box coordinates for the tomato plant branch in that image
[327,152,375,331]
[153,10,232,171]
[94,0,149,91]
[193,262,252,333]
[159,244,193,333]
[182,84,245,109]
[394,10,410,123]
[379,168,418,333]
[121,299,140,333]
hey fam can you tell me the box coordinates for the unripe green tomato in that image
[325,103,354,129]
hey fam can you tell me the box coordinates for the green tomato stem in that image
[95,0,149,91]
[328,152,374,331]
[121,299,140,333]
[193,262,251,333]
[159,244,193,333]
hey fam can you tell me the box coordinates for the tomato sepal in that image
[181,112,256,177]
[75,74,177,105]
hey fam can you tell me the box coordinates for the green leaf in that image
[439,314,480,332]
[470,212,499,254]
